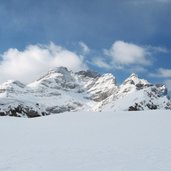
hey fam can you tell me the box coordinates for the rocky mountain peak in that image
[49,66,70,74]
[36,66,71,82]
[123,73,149,86]
[130,73,138,78]
[0,80,25,90]
[101,73,116,84]
[0,67,170,117]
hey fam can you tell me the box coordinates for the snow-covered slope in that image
[0,67,170,117]
[0,111,171,171]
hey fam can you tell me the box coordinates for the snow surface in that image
[0,110,171,171]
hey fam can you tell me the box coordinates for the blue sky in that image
[0,0,171,92]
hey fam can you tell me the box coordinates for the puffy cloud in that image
[150,68,171,78]
[97,40,167,72]
[0,43,87,83]
[79,41,90,54]
[104,40,151,67]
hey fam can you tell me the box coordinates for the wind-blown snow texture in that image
[0,111,171,171]
[0,67,171,117]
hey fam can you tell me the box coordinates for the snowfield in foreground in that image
[0,111,171,171]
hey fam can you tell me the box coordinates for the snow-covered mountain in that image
[0,67,170,117]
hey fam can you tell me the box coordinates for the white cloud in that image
[104,40,151,67]
[92,58,111,69]
[165,80,171,92]
[0,43,87,83]
[146,46,168,53]
[150,68,171,78]
[79,41,90,54]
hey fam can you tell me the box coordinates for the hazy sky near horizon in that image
[0,0,171,91]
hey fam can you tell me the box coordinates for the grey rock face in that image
[76,70,100,78]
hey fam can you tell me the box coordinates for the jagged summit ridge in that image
[123,73,150,85]
[0,67,170,117]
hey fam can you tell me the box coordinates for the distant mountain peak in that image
[36,66,72,83]
[129,73,138,78]
[49,66,70,73]
[0,80,25,89]
[123,73,149,86]
[0,67,170,117]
